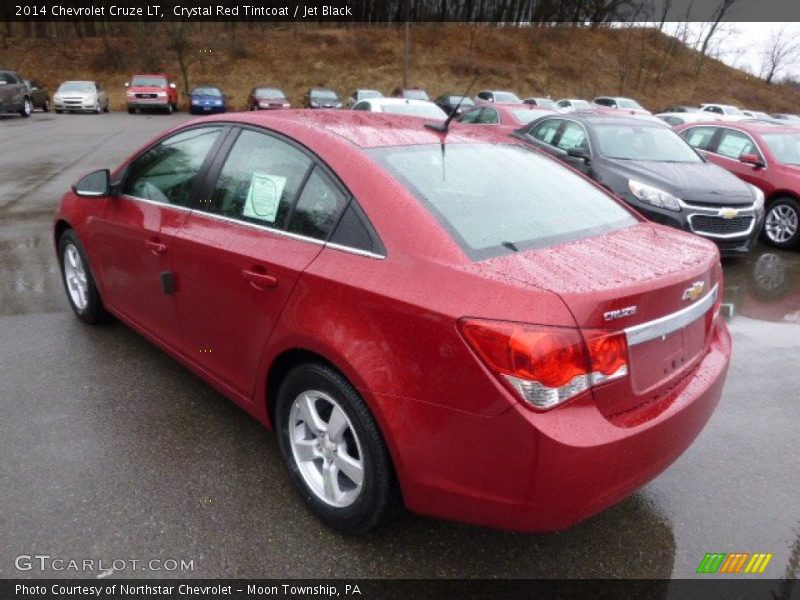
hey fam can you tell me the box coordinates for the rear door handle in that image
[145,239,167,255]
[242,268,278,289]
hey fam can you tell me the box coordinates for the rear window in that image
[131,76,167,87]
[255,88,285,98]
[493,92,521,103]
[511,110,543,125]
[370,143,636,260]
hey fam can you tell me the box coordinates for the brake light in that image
[459,319,628,410]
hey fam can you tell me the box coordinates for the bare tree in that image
[760,27,800,84]
[694,0,738,75]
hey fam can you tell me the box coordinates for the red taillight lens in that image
[460,319,628,410]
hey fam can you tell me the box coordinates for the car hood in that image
[191,95,223,101]
[605,159,754,205]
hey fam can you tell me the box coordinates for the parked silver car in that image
[53,81,109,114]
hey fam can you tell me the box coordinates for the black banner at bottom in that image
[1,579,797,600]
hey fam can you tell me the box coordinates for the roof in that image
[553,112,664,127]
[218,110,506,149]
[360,97,435,107]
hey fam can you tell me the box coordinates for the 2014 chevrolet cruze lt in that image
[54,112,731,534]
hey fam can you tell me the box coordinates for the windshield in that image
[530,98,556,108]
[255,88,285,99]
[191,87,222,97]
[382,103,446,119]
[617,98,643,109]
[131,76,167,87]
[311,89,338,101]
[402,89,429,100]
[762,133,800,166]
[58,82,94,93]
[370,143,635,260]
[595,124,702,162]
[493,92,521,103]
[357,90,382,99]
[511,110,543,125]
[449,96,475,106]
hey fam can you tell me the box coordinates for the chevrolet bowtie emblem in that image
[682,281,705,301]
[719,208,739,219]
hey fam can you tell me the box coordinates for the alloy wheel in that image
[765,204,798,244]
[63,243,89,310]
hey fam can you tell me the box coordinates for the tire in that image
[127,107,136,114]
[275,362,401,535]
[165,104,173,114]
[19,97,32,118]
[762,196,800,249]
[44,98,50,112]
[58,230,110,324]
[55,109,63,114]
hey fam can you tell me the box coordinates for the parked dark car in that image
[247,86,290,111]
[677,120,800,249]
[0,69,33,117]
[55,111,730,534]
[434,93,475,116]
[348,89,382,107]
[25,79,50,112]
[304,87,342,109]
[390,87,429,101]
[189,86,226,114]
[514,113,765,255]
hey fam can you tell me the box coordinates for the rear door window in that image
[528,119,562,145]
[555,122,589,152]
[287,167,348,241]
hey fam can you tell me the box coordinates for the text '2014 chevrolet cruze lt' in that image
[54,111,731,534]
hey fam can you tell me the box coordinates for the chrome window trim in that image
[325,242,386,260]
[121,194,194,213]
[624,284,718,346]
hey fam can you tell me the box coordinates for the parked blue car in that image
[188,86,226,114]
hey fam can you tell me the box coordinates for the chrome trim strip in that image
[122,194,194,213]
[624,283,718,346]
[325,242,386,260]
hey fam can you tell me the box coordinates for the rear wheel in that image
[165,103,173,114]
[19,97,32,118]
[127,107,136,114]
[43,98,51,112]
[58,230,110,324]
[763,196,800,249]
[275,362,401,534]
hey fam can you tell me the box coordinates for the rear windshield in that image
[370,143,636,260]
[131,76,167,87]
[402,89,429,101]
[511,110,543,125]
[449,96,475,106]
[595,124,703,162]
[357,90,382,99]
[311,89,338,100]
[382,103,445,119]
[493,92,522,103]
[617,98,643,109]
[255,88,285,98]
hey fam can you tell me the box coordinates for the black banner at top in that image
[3,0,800,23]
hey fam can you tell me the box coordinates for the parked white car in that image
[351,97,446,119]
[699,103,747,121]
[53,81,109,114]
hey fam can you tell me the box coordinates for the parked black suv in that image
[514,113,765,255]
[0,69,33,117]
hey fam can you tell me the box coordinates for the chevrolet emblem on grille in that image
[682,281,705,301]
[718,208,739,219]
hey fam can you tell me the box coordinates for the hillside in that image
[3,23,800,113]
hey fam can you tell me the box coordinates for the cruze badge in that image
[682,281,705,301]
[604,306,637,321]
[719,208,739,219]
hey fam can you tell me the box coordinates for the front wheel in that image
[43,98,51,112]
[58,230,110,324]
[275,362,401,535]
[762,197,800,249]
[19,97,32,118]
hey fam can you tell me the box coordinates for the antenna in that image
[425,71,481,134]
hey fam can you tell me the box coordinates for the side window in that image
[595,98,613,107]
[529,119,562,145]
[352,101,370,111]
[681,126,717,151]
[122,126,222,206]
[206,129,312,229]
[477,108,499,124]
[477,92,490,101]
[555,122,589,152]
[287,167,348,240]
[329,202,383,254]
[557,100,570,109]
[716,129,760,160]
[457,108,483,124]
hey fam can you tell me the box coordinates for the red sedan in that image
[455,102,556,133]
[54,111,731,534]
[676,120,800,249]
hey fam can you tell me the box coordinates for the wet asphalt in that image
[0,111,798,582]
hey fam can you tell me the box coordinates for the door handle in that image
[241,268,278,289]
[145,239,167,255]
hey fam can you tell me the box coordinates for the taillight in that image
[459,319,628,410]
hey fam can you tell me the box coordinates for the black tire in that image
[58,230,110,324]
[43,98,50,112]
[762,196,800,249]
[165,104,173,114]
[19,97,32,118]
[55,109,63,114]
[275,362,401,535]
[127,107,136,114]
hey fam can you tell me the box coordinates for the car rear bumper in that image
[127,100,170,109]
[386,319,731,532]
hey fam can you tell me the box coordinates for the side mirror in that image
[72,169,111,197]
[567,147,591,163]
[740,153,765,168]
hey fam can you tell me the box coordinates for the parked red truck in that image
[125,74,179,114]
